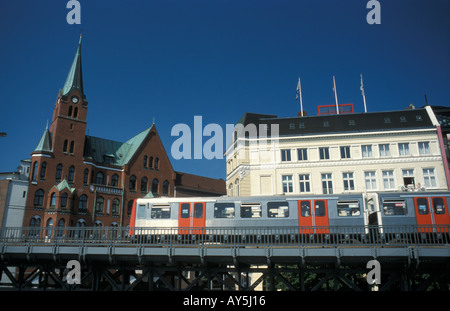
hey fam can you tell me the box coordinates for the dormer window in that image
[103,154,115,164]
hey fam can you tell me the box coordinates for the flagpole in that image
[333,75,339,114]
[360,74,367,113]
[297,77,304,117]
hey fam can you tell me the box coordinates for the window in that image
[34,189,44,206]
[40,162,47,180]
[32,161,38,181]
[111,174,119,187]
[402,169,415,187]
[180,203,190,218]
[78,195,87,213]
[83,169,89,184]
[63,140,68,153]
[416,198,429,215]
[432,197,446,215]
[56,164,63,181]
[240,203,262,218]
[315,200,326,217]
[60,193,68,208]
[423,168,436,188]
[340,146,351,159]
[418,142,430,155]
[281,149,291,162]
[267,202,289,218]
[143,156,148,168]
[319,147,330,160]
[382,170,395,189]
[50,192,56,207]
[343,172,355,191]
[299,174,311,193]
[300,201,311,217]
[289,123,295,129]
[297,148,308,161]
[379,144,390,157]
[151,204,171,219]
[149,156,153,169]
[382,199,407,215]
[129,175,136,190]
[364,171,377,190]
[137,204,147,219]
[163,180,170,196]
[95,197,104,213]
[321,173,333,194]
[152,178,159,195]
[141,177,148,193]
[337,201,361,217]
[96,172,104,185]
[282,175,293,193]
[68,166,75,182]
[70,141,74,154]
[73,107,78,118]
[214,203,235,218]
[194,203,203,218]
[362,145,373,158]
[398,143,410,156]
[155,157,159,170]
[112,199,120,215]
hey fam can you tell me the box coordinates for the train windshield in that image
[382,199,407,215]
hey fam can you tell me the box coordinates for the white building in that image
[226,106,449,196]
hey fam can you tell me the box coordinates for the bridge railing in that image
[1,225,449,248]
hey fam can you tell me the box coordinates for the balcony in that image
[90,184,124,196]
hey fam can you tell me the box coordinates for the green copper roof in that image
[61,36,83,96]
[52,179,75,194]
[33,126,53,153]
[84,125,154,166]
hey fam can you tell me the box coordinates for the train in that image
[129,191,450,242]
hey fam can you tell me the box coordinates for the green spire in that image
[61,35,84,96]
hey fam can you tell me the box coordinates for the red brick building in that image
[24,37,225,229]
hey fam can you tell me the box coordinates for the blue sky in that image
[0,0,449,180]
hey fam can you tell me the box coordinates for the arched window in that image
[235,179,240,197]
[70,141,75,154]
[141,177,148,193]
[56,164,63,181]
[34,189,45,206]
[32,161,38,181]
[68,166,75,182]
[228,183,233,197]
[163,180,169,196]
[63,140,68,153]
[155,157,159,170]
[83,168,89,184]
[73,107,78,118]
[46,218,53,237]
[50,192,56,207]
[30,215,41,227]
[95,196,104,213]
[129,175,136,191]
[60,193,68,208]
[78,194,88,213]
[40,162,47,180]
[152,178,159,196]
[149,156,153,169]
[111,174,119,187]
[96,172,104,185]
[68,106,73,117]
[143,156,148,168]
[57,218,65,237]
[112,199,120,215]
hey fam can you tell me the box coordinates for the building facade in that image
[22,37,225,229]
[226,107,449,197]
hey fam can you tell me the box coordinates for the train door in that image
[179,202,206,234]
[414,197,450,232]
[298,200,329,233]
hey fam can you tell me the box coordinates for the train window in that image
[180,203,190,218]
[214,203,235,218]
[432,197,446,215]
[382,199,407,215]
[267,202,289,218]
[241,203,262,218]
[315,200,326,217]
[337,201,361,217]
[416,198,429,215]
[300,201,311,217]
[194,203,203,218]
[151,204,171,219]
[137,204,147,219]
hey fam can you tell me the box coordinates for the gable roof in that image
[83,125,153,166]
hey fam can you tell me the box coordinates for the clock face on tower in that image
[71,96,79,104]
